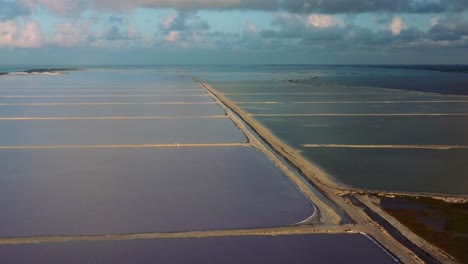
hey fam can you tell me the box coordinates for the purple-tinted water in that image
[0,146,314,237]
[0,234,397,264]
[0,118,246,145]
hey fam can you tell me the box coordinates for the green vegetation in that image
[380,196,468,263]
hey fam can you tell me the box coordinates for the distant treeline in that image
[0,68,83,75]
[367,65,468,73]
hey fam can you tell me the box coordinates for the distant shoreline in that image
[0,68,83,76]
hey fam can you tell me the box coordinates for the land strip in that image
[0,102,216,106]
[198,80,425,264]
[252,113,468,117]
[302,144,468,150]
[0,225,359,245]
[0,143,250,149]
[223,92,400,95]
[0,116,226,121]
[235,100,468,104]
[0,95,208,98]
[0,89,202,92]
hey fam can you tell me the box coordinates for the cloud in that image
[428,17,468,41]
[0,0,30,20]
[0,20,43,48]
[102,25,128,40]
[159,11,210,48]
[390,17,405,35]
[14,0,468,16]
[53,22,92,47]
[18,0,276,16]
[255,11,468,53]
[280,0,467,14]
[261,13,343,40]
[430,17,440,27]
[19,0,86,16]
[164,30,179,42]
[307,14,343,28]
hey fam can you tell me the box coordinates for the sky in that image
[0,0,467,64]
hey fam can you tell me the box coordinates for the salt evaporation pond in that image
[0,104,225,118]
[0,118,246,146]
[255,116,468,146]
[0,146,314,237]
[302,148,468,195]
[0,234,397,264]
[200,65,468,195]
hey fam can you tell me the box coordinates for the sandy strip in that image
[356,196,459,264]
[0,95,208,98]
[236,102,284,104]
[252,113,468,117]
[303,144,468,150]
[236,100,468,104]
[200,81,425,264]
[0,102,217,106]
[0,225,359,245]
[223,92,399,95]
[0,89,203,92]
[292,100,468,104]
[0,116,227,121]
[0,85,200,88]
[0,143,250,149]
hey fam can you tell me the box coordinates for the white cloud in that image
[165,30,179,42]
[0,21,17,46]
[16,20,43,47]
[430,17,440,27]
[161,14,177,28]
[307,14,343,28]
[19,0,85,16]
[0,20,43,48]
[390,16,405,35]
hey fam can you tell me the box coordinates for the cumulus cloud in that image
[53,22,92,47]
[164,30,179,42]
[19,0,86,16]
[428,17,468,41]
[159,11,210,48]
[261,13,344,41]
[307,14,343,28]
[13,0,468,16]
[0,20,43,48]
[17,0,276,15]
[255,11,468,52]
[390,17,405,35]
[280,0,467,14]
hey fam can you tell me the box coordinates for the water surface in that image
[0,234,396,264]
[0,118,246,145]
[301,148,468,195]
[0,147,314,237]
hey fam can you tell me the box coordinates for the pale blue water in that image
[188,65,467,195]
[2,65,467,195]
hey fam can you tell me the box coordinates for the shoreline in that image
[0,67,83,77]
